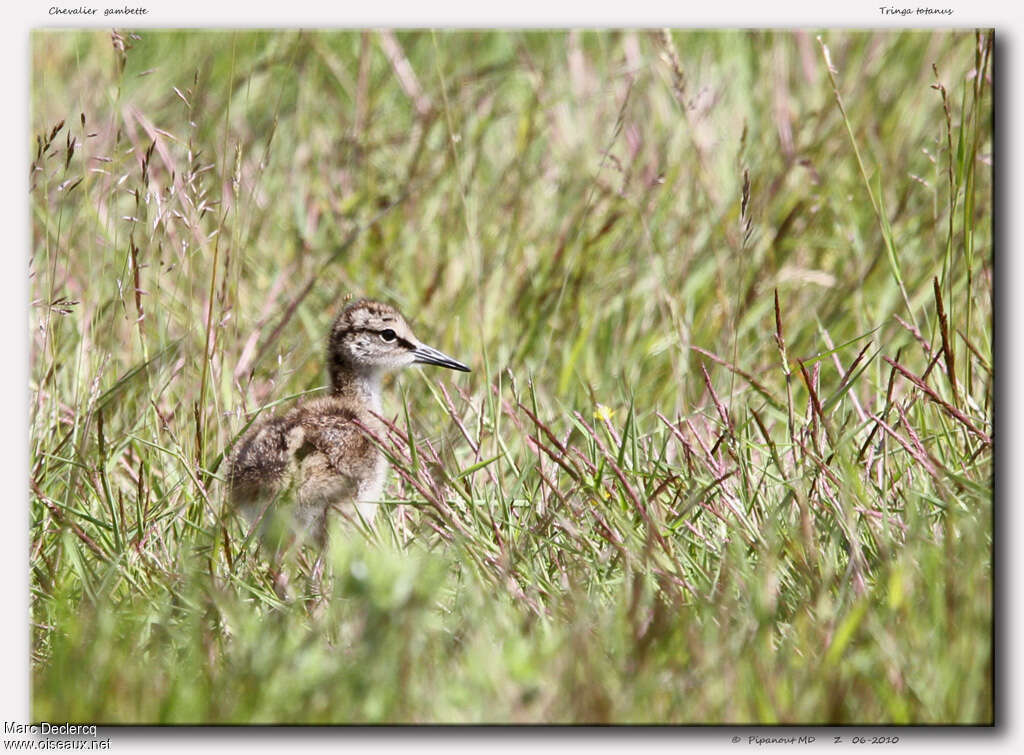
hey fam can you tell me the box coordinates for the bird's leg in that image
[271,568,292,602]
[264,525,298,603]
[306,510,330,609]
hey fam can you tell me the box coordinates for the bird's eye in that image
[379,329,397,342]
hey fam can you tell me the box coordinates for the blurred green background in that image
[30,29,991,723]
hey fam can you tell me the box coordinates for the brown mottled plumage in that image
[227,299,470,543]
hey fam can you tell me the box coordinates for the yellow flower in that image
[594,404,615,422]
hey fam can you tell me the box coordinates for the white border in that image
[22,0,1017,27]
[4,1,1017,751]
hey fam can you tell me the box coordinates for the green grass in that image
[29,29,992,724]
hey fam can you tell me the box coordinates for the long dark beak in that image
[412,343,471,372]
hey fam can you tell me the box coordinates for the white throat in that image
[330,362,385,416]
[351,369,383,415]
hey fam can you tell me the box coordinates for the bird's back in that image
[227,396,385,542]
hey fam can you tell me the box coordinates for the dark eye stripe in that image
[335,326,414,351]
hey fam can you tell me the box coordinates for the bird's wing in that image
[227,399,379,540]
[289,399,376,482]
[226,413,305,517]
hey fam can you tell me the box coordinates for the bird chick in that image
[227,299,470,545]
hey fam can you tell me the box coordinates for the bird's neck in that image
[329,363,383,415]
